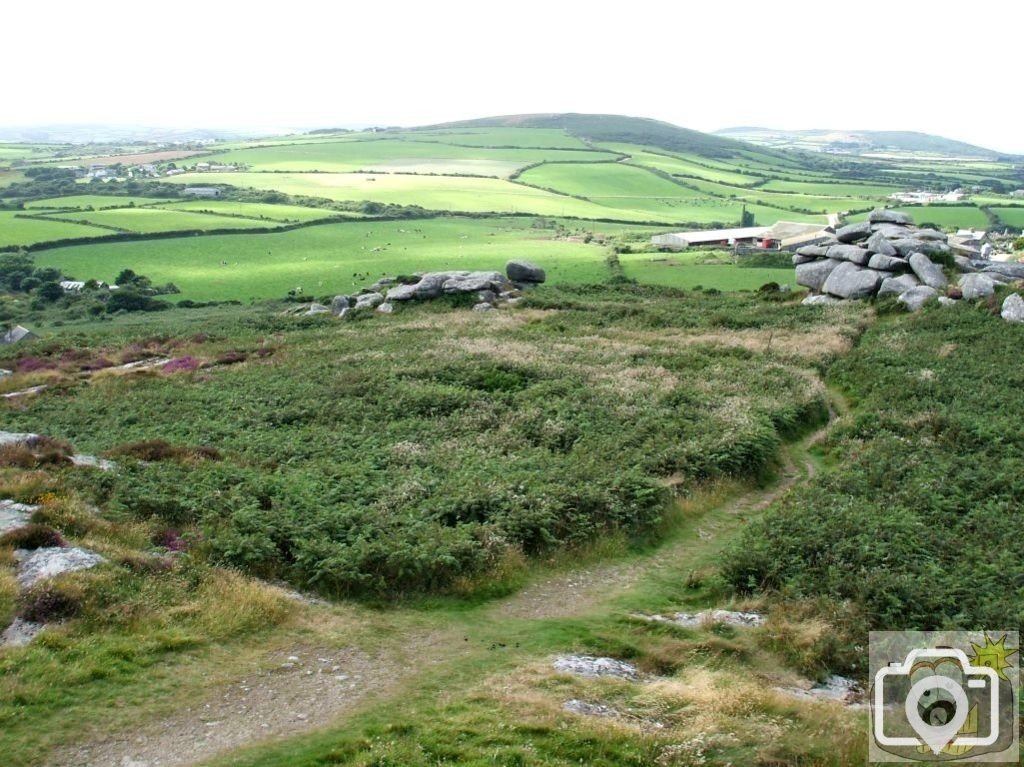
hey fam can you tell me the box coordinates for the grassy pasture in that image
[161,171,677,222]
[192,139,618,177]
[0,211,111,247]
[40,208,277,234]
[989,206,1024,228]
[32,217,611,301]
[848,205,990,229]
[24,195,173,210]
[759,179,899,197]
[0,170,26,187]
[619,252,793,291]
[157,200,350,222]
[597,143,766,185]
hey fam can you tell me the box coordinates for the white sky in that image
[5,0,1023,153]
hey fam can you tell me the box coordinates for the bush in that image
[17,582,83,623]
[104,439,221,463]
[0,524,66,550]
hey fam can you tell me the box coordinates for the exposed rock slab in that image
[552,656,640,680]
[563,699,620,718]
[867,253,907,271]
[637,610,765,629]
[866,231,898,257]
[835,221,873,243]
[801,294,840,306]
[17,546,106,588]
[506,260,546,283]
[775,675,863,706]
[0,499,39,534]
[1,618,44,648]
[869,209,913,225]
[877,274,920,298]
[826,244,870,265]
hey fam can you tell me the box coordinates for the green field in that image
[33,217,611,300]
[990,206,1024,228]
[157,200,350,222]
[619,252,793,290]
[0,211,111,247]
[192,139,618,177]
[162,171,681,221]
[759,179,899,197]
[598,143,767,185]
[848,205,990,228]
[40,207,279,234]
[24,195,173,210]
[0,170,26,187]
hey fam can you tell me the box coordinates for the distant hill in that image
[0,124,271,145]
[427,113,750,158]
[715,126,1010,159]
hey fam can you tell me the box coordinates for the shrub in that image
[0,524,66,550]
[104,439,221,463]
[17,581,83,623]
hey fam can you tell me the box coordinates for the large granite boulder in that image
[505,260,546,283]
[898,286,939,312]
[982,262,1024,280]
[877,274,920,298]
[868,253,908,271]
[958,273,995,300]
[1002,294,1024,323]
[354,292,385,309]
[866,231,898,257]
[823,262,884,299]
[796,258,841,291]
[385,284,418,302]
[330,295,352,314]
[835,221,873,244]
[826,244,871,265]
[908,253,948,290]
[795,245,831,258]
[869,209,914,225]
[916,229,948,242]
[871,223,916,240]
[442,271,508,294]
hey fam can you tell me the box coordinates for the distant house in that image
[1,325,36,345]
[182,187,222,197]
[59,280,85,293]
[195,162,211,171]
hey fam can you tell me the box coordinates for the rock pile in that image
[796,209,1024,320]
[289,260,546,319]
[552,655,640,680]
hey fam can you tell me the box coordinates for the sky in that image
[5,0,1023,152]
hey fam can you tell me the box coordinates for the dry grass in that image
[192,569,294,638]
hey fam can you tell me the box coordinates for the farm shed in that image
[182,187,222,197]
[651,226,769,250]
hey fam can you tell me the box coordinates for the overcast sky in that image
[5,0,1022,152]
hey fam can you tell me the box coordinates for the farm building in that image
[182,187,222,197]
[59,280,85,292]
[651,221,830,251]
[1,325,37,345]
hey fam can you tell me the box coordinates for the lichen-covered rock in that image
[801,294,840,306]
[869,208,914,225]
[330,295,352,314]
[505,260,546,283]
[823,262,884,299]
[792,253,817,265]
[866,231,898,257]
[0,499,39,534]
[958,273,995,300]
[354,292,385,309]
[385,284,418,302]
[443,271,508,294]
[898,286,939,312]
[877,274,920,298]
[795,245,831,258]
[1002,293,1024,323]
[835,221,873,243]
[826,244,871,265]
[472,302,494,313]
[916,229,948,242]
[553,656,639,680]
[796,259,841,291]
[17,547,106,588]
[867,253,908,271]
[908,253,948,290]
[375,302,394,314]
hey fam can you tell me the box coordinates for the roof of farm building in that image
[652,221,828,247]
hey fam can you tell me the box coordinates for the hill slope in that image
[428,113,750,158]
[715,126,1009,158]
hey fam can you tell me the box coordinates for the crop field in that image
[32,217,611,300]
[39,207,279,234]
[161,171,678,221]
[192,139,619,177]
[157,200,348,222]
[0,211,111,247]
[24,195,173,210]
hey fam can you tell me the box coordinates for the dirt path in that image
[45,396,842,767]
